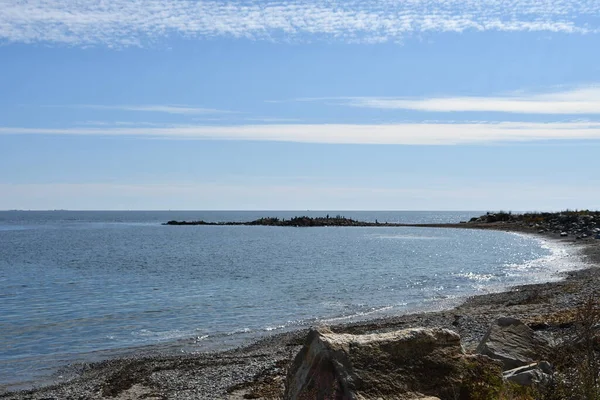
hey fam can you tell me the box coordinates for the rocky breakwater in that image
[468,210,600,239]
[164,216,396,227]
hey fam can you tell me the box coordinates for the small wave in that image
[264,325,286,331]
[225,327,252,336]
[0,226,31,232]
[471,283,502,292]
[373,235,444,240]
[319,305,397,324]
[130,329,199,342]
[455,272,495,282]
[431,293,456,300]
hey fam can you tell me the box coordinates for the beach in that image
[2,221,599,400]
[4,2,600,396]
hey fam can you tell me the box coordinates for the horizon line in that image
[1,209,587,213]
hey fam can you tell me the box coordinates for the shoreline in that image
[2,224,599,399]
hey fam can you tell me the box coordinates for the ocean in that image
[0,211,584,391]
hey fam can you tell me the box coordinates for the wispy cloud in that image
[2,121,600,145]
[72,121,173,127]
[244,117,303,123]
[1,0,599,47]
[339,87,600,114]
[51,104,230,115]
[276,86,600,115]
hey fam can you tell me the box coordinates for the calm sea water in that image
[0,211,583,391]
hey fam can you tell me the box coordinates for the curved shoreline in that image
[2,225,599,399]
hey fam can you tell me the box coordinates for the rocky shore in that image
[466,210,600,239]
[2,213,600,399]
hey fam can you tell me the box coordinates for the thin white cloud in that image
[113,105,228,115]
[340,87,600,114]
[244,117,303,123]
[72,121,173,127]
[54,104,230,115]
[1,0,599,46]
[2,121,600,144]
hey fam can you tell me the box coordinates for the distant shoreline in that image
[162,215,465,227]
[164,211,600,239]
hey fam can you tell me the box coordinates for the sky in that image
[1,0,600,211]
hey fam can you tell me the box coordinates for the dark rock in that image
[528,322,550,330]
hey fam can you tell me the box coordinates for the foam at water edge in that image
[507,233,588,279]
[454,272,496,282]
[462,233,588,298]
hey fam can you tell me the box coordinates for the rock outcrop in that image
[284,327,502,400]
[476,317,548,371]
[468,210,600,238]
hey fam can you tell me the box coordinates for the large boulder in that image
[284,327,502,400]
[476,317,548,370]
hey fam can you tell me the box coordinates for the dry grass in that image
[537,296,600,400]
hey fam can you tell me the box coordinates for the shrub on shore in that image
[533,295,600,400]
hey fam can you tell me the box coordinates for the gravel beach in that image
[2,225,599,400]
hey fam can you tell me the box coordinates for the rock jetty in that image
[164,215,392,227]
[165,211,600,239]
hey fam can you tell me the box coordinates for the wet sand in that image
[2,225,599,400]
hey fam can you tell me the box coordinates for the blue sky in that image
[1,0,600,210]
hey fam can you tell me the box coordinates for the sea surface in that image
[0,211,584,391]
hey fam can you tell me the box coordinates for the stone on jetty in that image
[476,317,547,370]
[284,327,502,400]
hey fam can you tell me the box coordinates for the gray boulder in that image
[476,317,548,370]
[503,362,553,387]
[284,327,501,400]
